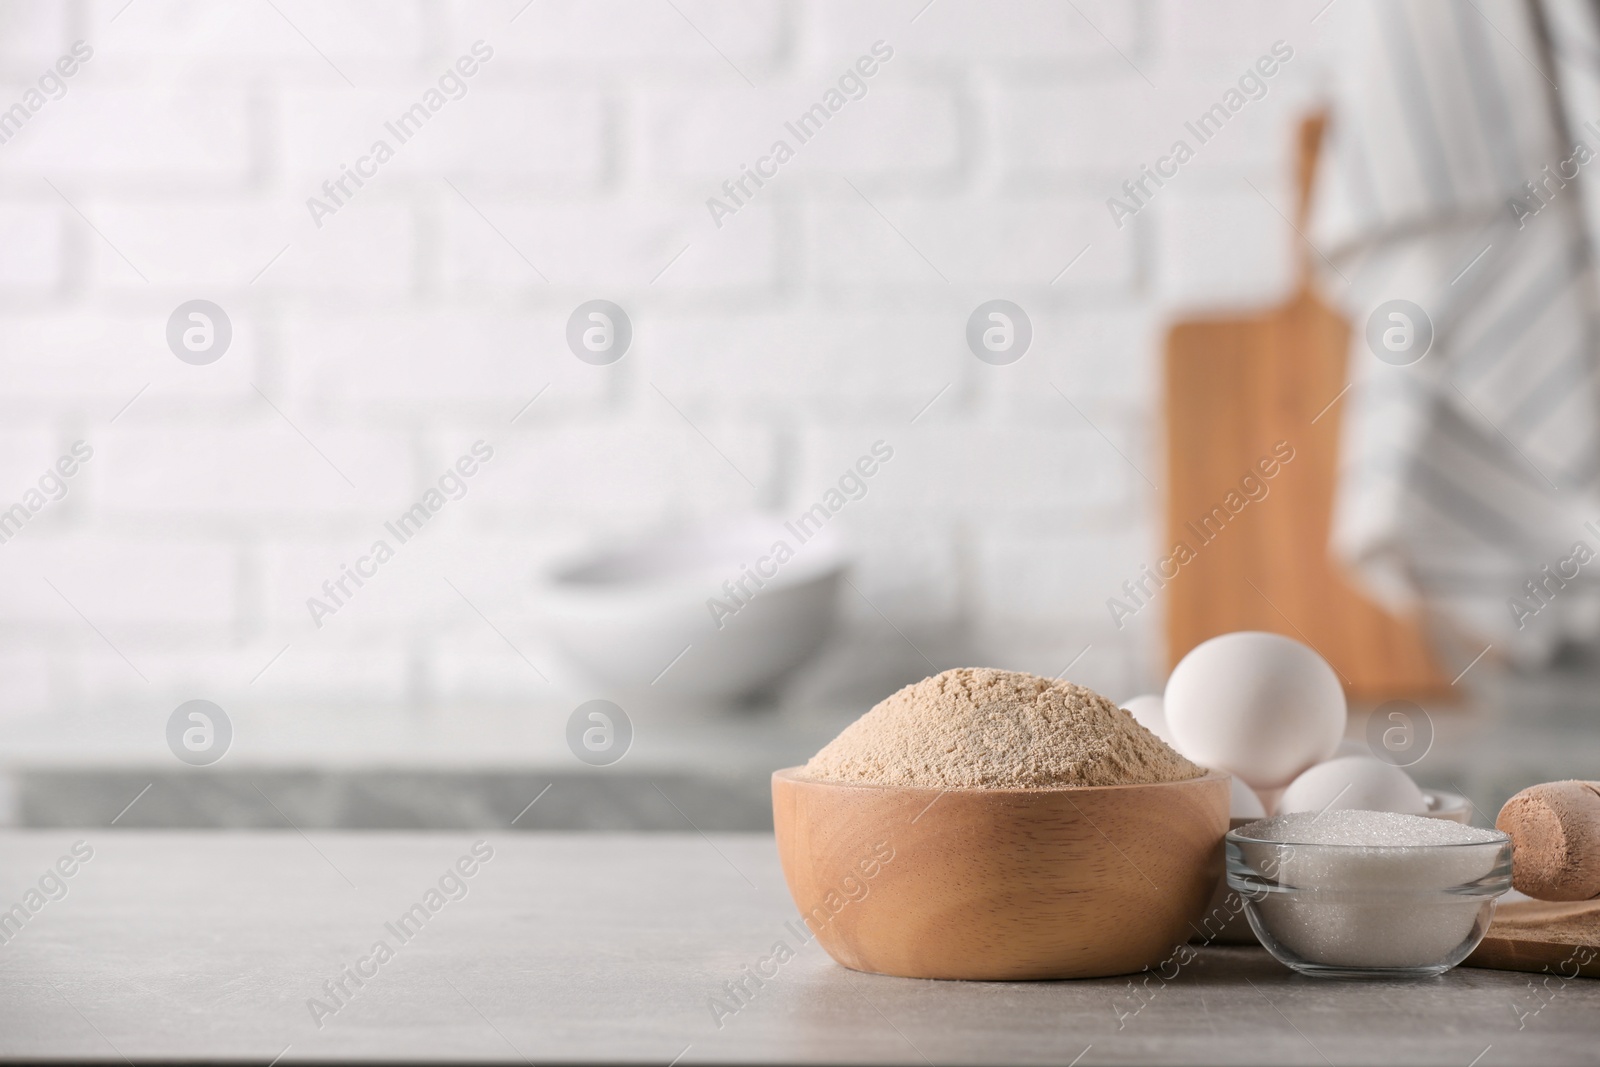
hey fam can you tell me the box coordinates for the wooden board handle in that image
[1498,781,1600,901]
[1294,111,1328,294]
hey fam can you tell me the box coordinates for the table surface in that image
[1,831,1596,1066]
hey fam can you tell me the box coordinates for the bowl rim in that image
[1225,824,1511,850]
[535,514,850,601]
[773,766,1232,796]
[1421,789,1469,811]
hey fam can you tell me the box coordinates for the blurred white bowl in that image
[1422,790,1472,824]
[533,515,846,706]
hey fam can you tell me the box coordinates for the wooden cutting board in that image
[1162,115,1451,698]
[1465,899,1600,977]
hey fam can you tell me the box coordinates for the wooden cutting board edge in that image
[1463,900,1600,978]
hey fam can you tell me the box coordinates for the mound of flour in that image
[802,667,1205,789]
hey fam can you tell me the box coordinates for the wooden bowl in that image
[772,768,1231,980]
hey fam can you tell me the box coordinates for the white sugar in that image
[1237,809,1500,847]
[1231,810,1508,971]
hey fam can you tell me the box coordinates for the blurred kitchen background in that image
[0,0,1593,831]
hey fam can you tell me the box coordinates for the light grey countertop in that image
[0,703,856,832]
[1,831,1596,1065]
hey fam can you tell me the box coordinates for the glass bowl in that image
[1225,826,1513,978]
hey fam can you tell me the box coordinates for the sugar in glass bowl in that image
[1225,810,1513,978]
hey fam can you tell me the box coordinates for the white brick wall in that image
[0,0,1335,727]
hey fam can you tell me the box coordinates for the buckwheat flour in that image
[802,667,1205,789]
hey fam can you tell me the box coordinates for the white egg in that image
[1277,755,1428,816]
[1164,631,1346,789]
[1229,775,1267,819]
[1120,694,1173,745]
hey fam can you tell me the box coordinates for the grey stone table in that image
[1,832,1596,1065]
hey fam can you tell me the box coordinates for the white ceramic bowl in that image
[533,515,846,706]
[1422,790,1472,823]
